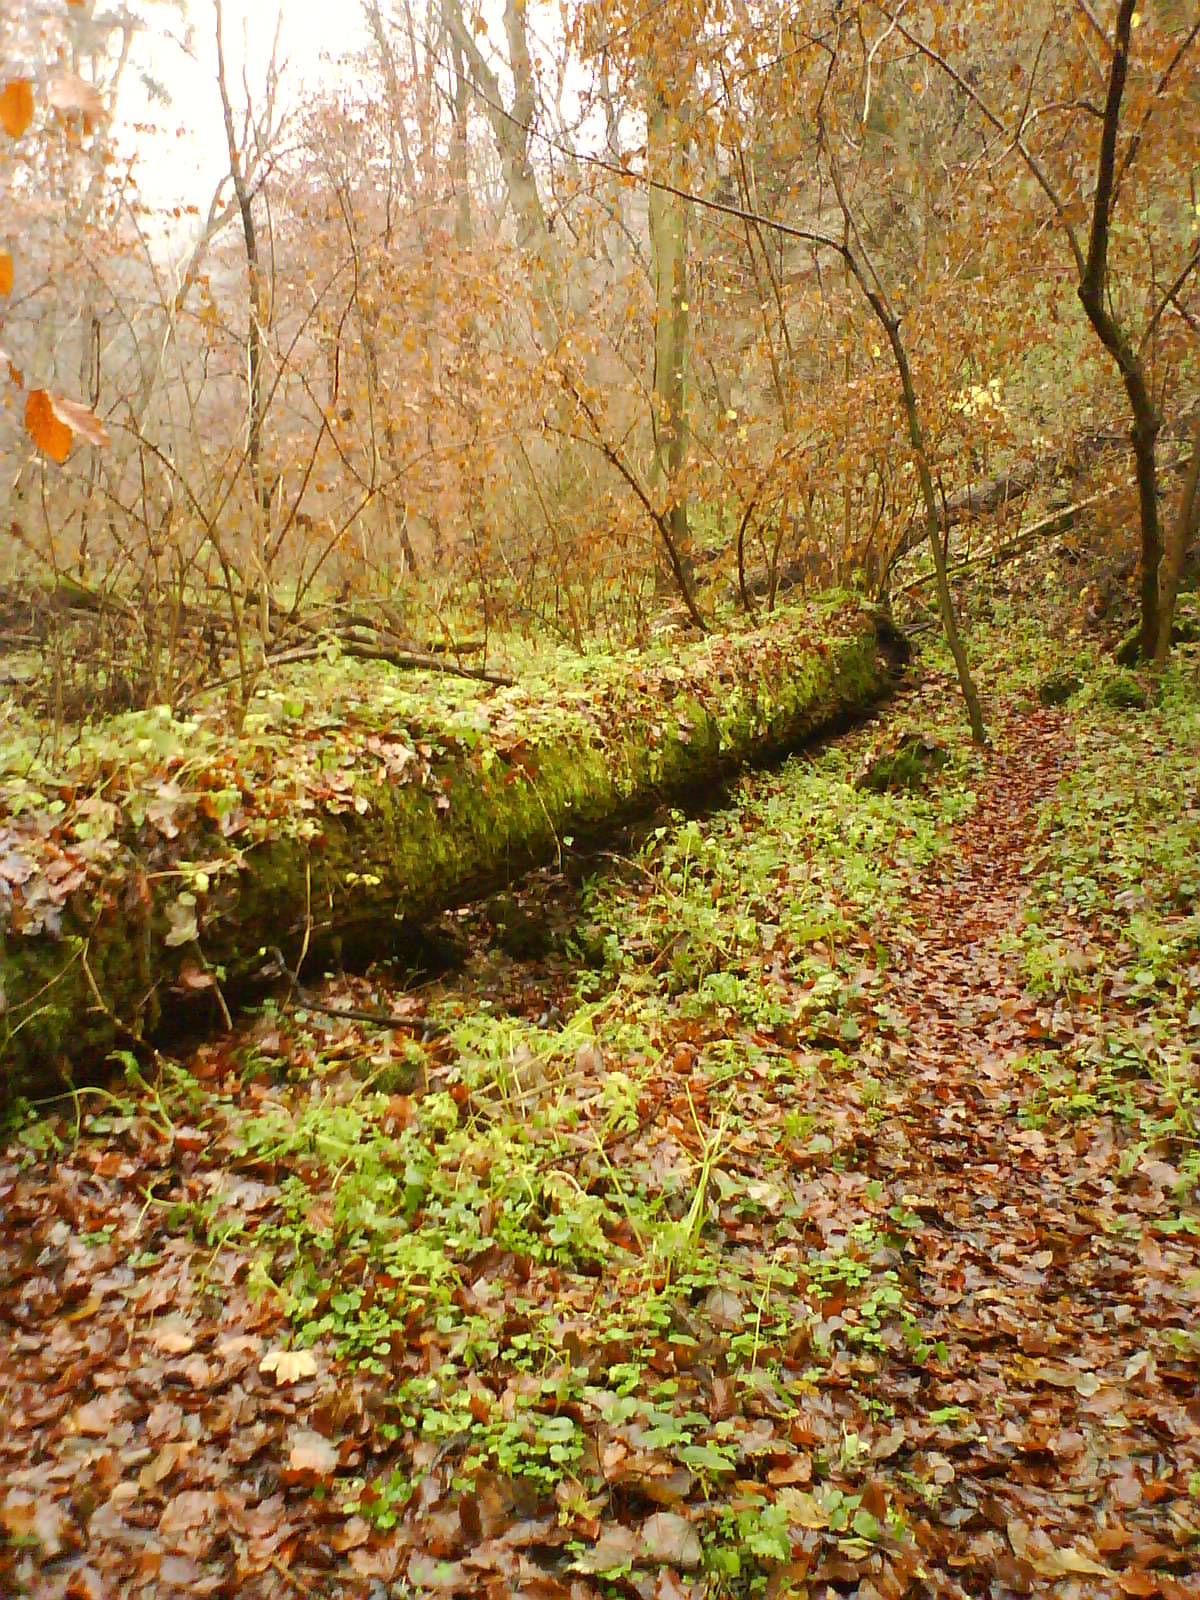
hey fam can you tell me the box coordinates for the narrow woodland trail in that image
[2,692,1198,1599]
[848,706,1199,1596]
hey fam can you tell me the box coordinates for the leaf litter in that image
[2,612,1198,1597]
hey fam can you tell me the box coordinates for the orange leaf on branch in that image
[25,391,72,463]
[0,251,12,296]
[47,392,109,448]
[0,79,34,138]
[25,389,109,463]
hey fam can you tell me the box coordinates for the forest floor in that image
[2,571,1199,1598]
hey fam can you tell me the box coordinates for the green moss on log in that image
[0,602,904,1102]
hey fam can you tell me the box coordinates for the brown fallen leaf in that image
[641,1511,703,1569]
[138,1440,199,1491]
[1016,1357,1101,1396]
[767,1455,811,1486]
[778,1487,827,1530]
[151,1315,196,1355]
[331,1515,372,1553]
[71,1394,123,1435]
[407,1552,468,1589]
[1117,1570,1160,1597]
[259,1348,318,1385]
[287,1429,338,1476]
[571,1523,638,1574]
[160,1489,219,1537]
[1007,1518,1113,1580]
[0,1493,73,1556]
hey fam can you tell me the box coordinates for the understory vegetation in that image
[3,1,1199,1592]
[3,561,1198,1597]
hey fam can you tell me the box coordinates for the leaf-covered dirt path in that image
[851,704,1199,1596]
[2,654,1199,1598]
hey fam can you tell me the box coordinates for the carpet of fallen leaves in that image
[2,641,1199,1598]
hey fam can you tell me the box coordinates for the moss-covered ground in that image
[0,598,898,1099]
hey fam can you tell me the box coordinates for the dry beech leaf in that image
[331,1516,372,1553]
[151,1316,196,1355]
[777,1487,827,1529]
[640,1511,703,1569]
[159,1489,218,1536]
[1007,1518,1113,1580]
[25,391,74,463]
[287,1429,338,1476]
[24,389,108,463]
[0,1494,71,1556]
[571,1524,638,1575]
[48,391,109,448]
[216,1333,261,1361]
[72,1395,122,1436]
[0,80,34,139]
[138,1440,198,1491]
[0,252,12,296]
[49,73,104,118]
[1050,1547,1114,1579]
[408,1553,467,1590]
[259,1348,318,1385]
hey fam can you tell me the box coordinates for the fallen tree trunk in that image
[0,601,905,1103]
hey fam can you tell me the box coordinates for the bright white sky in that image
[119,0,371,223]
[117,0,587,262]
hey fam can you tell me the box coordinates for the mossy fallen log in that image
[0,600,906,1103]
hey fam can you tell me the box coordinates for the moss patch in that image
[1,600,904,1102]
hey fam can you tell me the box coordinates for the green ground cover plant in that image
[2,570,1199,1597]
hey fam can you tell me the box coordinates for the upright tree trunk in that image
[448,33,473,249]
[1155,413,1200,665]
[1075,0,1163,660]
[646,92,694,602]
[215,0,269,638]
[823,139,985,744]
[441,0,550,256]
[888,319,986,744]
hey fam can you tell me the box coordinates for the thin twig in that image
[267,1554,318,1597]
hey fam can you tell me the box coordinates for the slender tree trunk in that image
[448,33,472,249]
[441,0,550,256]
[1075,0,1162,660]
[1155,412,1200,665]
[215,0,269,638]
[647,91,694,604]
[888,319,986,744]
